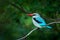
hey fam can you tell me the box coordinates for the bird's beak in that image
[27,14,33,16]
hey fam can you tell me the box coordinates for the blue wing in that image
[35,16,47,26]
[35,16,52,28]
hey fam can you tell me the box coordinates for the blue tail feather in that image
[46,26,52,29]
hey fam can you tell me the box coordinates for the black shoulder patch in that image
[33,18,42,23]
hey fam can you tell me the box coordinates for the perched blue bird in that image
[27,13,52,29]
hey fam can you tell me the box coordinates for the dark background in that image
[0,0,60,40]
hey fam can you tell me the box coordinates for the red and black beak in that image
[27,14,33,16]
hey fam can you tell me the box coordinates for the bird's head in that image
[27,13,40,17]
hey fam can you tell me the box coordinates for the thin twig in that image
[8,1,30,14]
[17,21,60,40]
[47,21,60,25]
[17,27,38,40]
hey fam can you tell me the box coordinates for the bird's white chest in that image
[32,18,41,28]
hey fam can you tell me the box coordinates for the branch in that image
[46,21,60,26]
[17,21,60,40]
[8,1,30,14]
[17,27,38,40]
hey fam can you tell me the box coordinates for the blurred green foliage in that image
[0,0,60,40]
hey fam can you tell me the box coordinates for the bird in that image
[27,13,52,29]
